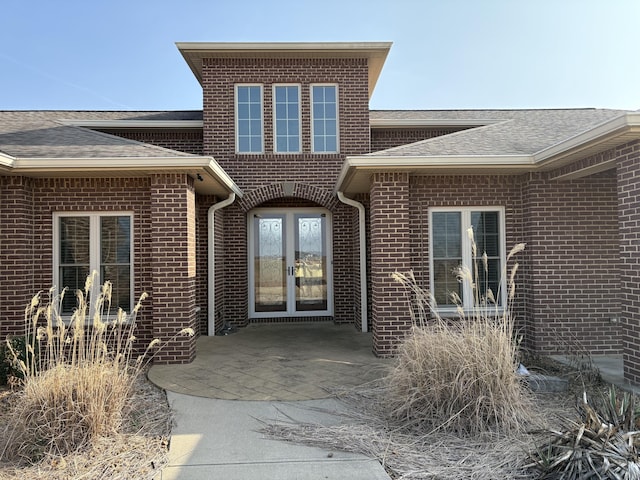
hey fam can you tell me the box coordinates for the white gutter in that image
[208,193,236,335]
[336,192,368,332]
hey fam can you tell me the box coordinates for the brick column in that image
[150,174,197,364]
[616,141,640,384]
[0,176,33,340]
[370,172,412,356]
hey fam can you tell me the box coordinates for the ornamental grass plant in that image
[0,273,192,464]
[386,232,533,436]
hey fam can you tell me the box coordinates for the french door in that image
[248,208,332,318]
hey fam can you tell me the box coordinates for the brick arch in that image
[237,182,339,212]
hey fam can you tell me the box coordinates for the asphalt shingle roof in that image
[369,109,630,157]
[0,111,202,159]
[0,108,632,160]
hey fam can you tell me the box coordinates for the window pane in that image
[236,85,262,153]
[432,212,461,258]
[101,265,131,312]
[274,85,300,153]
[475,258,501,306]
[471,211,500,257]
[60,217,90,264]
[432,212,462,306]
[101,216,131,311]
[312,85,338,153]
[60,266,90,314]
[250,137,262,152]
[433,260,462,306]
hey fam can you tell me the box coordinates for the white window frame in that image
[273,84,301,153]
[235,84,264,154]
[429,206,506,312]
[310,83,339,153]
[53,212,134,319]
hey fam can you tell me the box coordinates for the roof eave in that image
[337,113,640,195]
[6,156,242,197]
[335,155,534,195]
[176,41,392,99]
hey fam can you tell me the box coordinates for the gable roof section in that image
[177,42,392,100]
[0,111,240,196]
[337,109,640,194]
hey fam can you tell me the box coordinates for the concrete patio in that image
[148,322,391,401]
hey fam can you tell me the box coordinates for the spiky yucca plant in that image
[530,386,640,479]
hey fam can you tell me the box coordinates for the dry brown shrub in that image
[1,273,191,464]
[386,239,533,435]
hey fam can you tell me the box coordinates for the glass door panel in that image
[254,214,287,312]
[249,209,332,318]
[295,214,327,311]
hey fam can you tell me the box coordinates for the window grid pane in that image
[432,212,462,306]
[471,211,501,305]
[274,86,300,153]
[59,217,90,314]
[236,86,262,153]
[101,216,131,311]
[312,86,338,153]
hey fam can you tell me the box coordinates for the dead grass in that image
[385,241,532,436]
[262,363,608,480]
[0,373,171,480]
[0,273,188,477]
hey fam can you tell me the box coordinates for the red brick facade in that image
[197,56,370,333]
[2,44,640,385]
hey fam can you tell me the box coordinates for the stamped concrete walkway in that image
[149,323,393,480]
[148,322,390,401]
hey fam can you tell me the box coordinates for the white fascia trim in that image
[10,156,242,196]
[0,152,15,170]
[204,159,243,197]
[534,113,640,163]
[346,154,534,168]
[369,118,504,128]
[12,156,213,170]
[176,41,393,53]
[60,120,203,129]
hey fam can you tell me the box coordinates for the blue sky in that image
[1,0,638,111]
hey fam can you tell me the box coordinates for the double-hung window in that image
[54,213,133,316]
[235,85,263,153]
[311,84,338,153]
[273,85,301,153]
[430,207,505,310]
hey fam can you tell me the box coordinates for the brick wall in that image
[616,140,640,383]
[370,127,471,152]
[202,57,370,190]
[522,171,621,355]
[368,171,621,358]
[370,172,412,356]
[150,174,197,363]
[100,129,204,155]
[199,55,369,329]
[0,176,34,339]
[407,175,527,340]
[0,176,156,352]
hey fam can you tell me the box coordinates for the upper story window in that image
[235,85,263,153]
[311,84,339,153]
[429,207,505,311]
[54,213,133,316]
[273,85,301,153]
